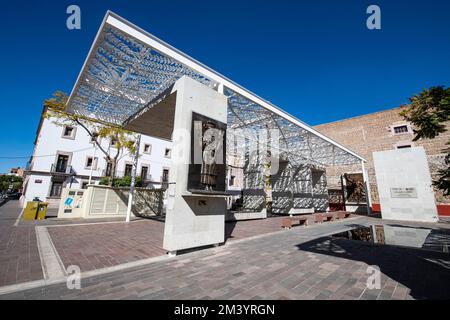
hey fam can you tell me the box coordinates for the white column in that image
[310,167,314,210]
[361,160,373,215]
[126,134,141,222]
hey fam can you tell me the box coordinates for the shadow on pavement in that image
[296,235,450,299]
[224,221,237,243]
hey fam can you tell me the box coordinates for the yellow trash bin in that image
[23,201,40,220]
[36,203,48,220]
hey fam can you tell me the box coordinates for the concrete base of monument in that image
[163,194,227,253]
[157,76,229,254]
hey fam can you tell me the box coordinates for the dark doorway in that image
[50,182,63,197]
[55,155,69,173]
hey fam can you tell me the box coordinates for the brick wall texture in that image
[314,107,450,205]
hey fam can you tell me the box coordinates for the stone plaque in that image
[390,187,418,198]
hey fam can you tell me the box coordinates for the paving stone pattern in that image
[47,220,166,272]
[3,216,450,300]
[0,201,42,286]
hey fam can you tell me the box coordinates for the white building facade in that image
[23,112,173,207]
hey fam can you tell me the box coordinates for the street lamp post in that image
[88,143,97,185]
[126,134,141,223]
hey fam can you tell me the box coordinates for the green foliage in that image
[43,91,68,112]
[400,86,450,195]
[0,175,23,192]
[44,91,137,154]
[98,177,111,186]
[434,150,450,196]
[43,91,139,183]
[400,86,450,141]
[99,176,143,188]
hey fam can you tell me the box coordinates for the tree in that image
[0,175,23,192]
[99,176,143,188]
[43,91,138,185]
[400,86,450,195]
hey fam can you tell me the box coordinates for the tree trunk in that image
[110,143,121,187]
[109,160,116,187]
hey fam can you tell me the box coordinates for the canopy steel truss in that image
[67,11,365,168]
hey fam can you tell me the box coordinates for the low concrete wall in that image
[288,208,314,215]
[345,203,368,213]
[226,209,267,221]
[57,185,163,219]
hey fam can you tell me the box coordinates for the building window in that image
[50,182,63,197]
[393,125,409,134]
[85,156,97,169]
[162,169,169,183]
[164,148,171,158]
[124,164,133,177]
[397,144,412,149]
[54,154,69,173]
[105,162,112,177]
[141,166,149,180]
[81,181,89,189]
[143,144,152,154]
[229,175,235,187]
[62,126,76,139]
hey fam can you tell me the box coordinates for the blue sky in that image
[0,0,449,173]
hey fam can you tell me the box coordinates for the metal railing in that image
[50,164,73,174]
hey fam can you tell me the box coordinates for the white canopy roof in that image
[67,11,365,167]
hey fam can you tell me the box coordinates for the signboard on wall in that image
[63,190,84,214]
[390,187,418,198]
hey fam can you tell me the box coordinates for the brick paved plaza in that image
[0,202,42,286]
[1,200,450,299]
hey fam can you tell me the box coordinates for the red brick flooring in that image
[46,216,294,273]
[0,200,352,285]
[225,216,288,241]
[47,217,291,273]
[0,201,43,287]
[47,219,166,272]
[47,215,333,273]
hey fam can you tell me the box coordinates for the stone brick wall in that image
[314,107,450,205]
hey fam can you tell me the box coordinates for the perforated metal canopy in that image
[67,11,365,167]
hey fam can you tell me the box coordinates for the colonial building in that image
[315,107,450,216]
[23,108,173,207]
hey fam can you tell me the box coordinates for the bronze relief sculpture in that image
[188,112,227,193]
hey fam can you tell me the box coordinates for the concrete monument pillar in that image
[162,77,229,254]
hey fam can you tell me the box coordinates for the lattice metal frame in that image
[69,25,216,124]
[67,11,364,168]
